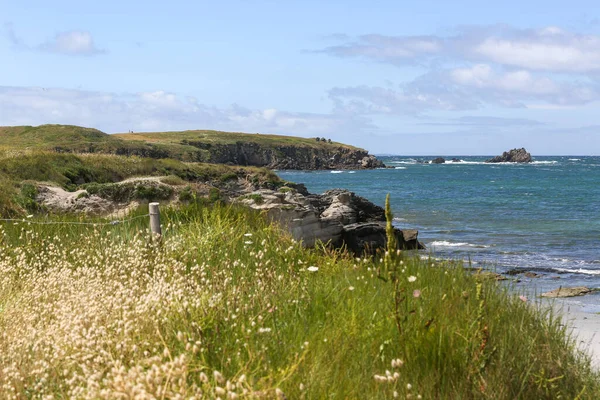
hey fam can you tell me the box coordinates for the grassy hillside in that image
[0,201,597,398]
[0,125,125,151]
[115,129,358,150]
[0,125,359,163]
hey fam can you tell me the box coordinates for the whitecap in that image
[531,161,558,165]
[429,241,490,248]
[554,268,600,276]
[395,166,407,170]
[568,158,581,161]
[330,170,344,174]
[390,160,417,164]
[348,171,356,174]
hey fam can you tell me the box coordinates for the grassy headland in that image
[0,202,597,398]
[0,124,362,165]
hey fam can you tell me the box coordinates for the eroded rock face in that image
[486,148,532,163]
[184,141,386,170]
[238,188,425,254]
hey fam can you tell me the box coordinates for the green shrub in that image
[178,185,195,202]
[134,184,173,202]
[161,175,186,186]
[15,183,41,213]
[208,187,221,203]
[219,172,238,183]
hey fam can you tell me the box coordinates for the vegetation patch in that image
[240,193,265,205]
[0,202,596,398]
[83,182,174,203]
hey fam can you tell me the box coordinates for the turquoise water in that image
[278,156,600,299]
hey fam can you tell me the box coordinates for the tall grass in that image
[0,202,597,399]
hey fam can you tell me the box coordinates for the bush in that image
[161,175,186,186]
[178,185,195,202]
[15,183,41,213]
[208,187,221,203]
[219,172,238,183]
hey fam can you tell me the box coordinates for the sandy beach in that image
[556,302,600,369]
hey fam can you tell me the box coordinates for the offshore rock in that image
[486,148,532,163]
[431,157,446,164]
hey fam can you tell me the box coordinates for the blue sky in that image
[2,0,600,155]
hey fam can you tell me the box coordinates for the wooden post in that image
[149,202,162,237]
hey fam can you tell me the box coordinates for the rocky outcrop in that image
[238,188,425,254]
[541,287,596,298]
[486,148,532,163]
[430,157,446,164]
[183,141,385,170]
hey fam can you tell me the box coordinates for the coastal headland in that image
[0,124,598,398]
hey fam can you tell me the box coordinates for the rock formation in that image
[238,188,425,254]
[486,148,532,163]
[430,157,446,164]
[541,286,595,298]
[184,141,386,170]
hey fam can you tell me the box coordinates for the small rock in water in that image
[524,272,541,278]
[486,148,532,163]
[475,271,507,281]
[541,286,594,298]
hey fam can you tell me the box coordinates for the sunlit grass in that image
[0,202,597,399]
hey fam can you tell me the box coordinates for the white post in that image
[149,202,162,237]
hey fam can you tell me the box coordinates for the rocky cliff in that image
[182,140,385,170]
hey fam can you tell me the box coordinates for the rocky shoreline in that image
[36,178,424,255]
[238,188,425,254]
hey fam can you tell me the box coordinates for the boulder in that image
[307,189,385,222]
[541,286,595,298]
[321,193,357,225]
[360,155,385,169]
[450,158,462,163]
[239,188,424,254]
[342,222,425,256]
[431,157,446,164]
[486,148,532,163]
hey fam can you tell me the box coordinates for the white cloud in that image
[2,24,105,56]
[319,34,442,65]
[472,34,600,73]
[449,64,559,95]
[320,25,600,73]
[0,86,373,137]
[39,30,104,56]
[329,64,600,115]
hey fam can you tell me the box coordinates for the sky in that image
[2,0,600,155]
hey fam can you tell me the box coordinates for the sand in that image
[557,303,600,369]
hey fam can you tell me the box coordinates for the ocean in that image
[277,156,600,309]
